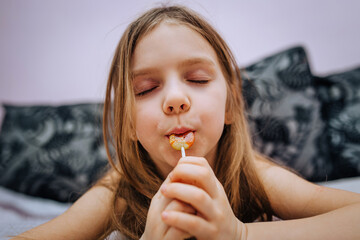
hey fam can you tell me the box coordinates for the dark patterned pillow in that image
[315,67,360,180]
[242,46,328,181]
[0,103,109,202]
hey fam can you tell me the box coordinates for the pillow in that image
[315,67,360,180]
[0,103,109,202]
[241,46,328,181]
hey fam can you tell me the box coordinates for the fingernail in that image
[168,172,173,180]
[160,184,167,193]
[162,211,169,219]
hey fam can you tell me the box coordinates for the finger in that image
[170,162,218,198]
[164,227,192,240]
[162,210,214,239]
[165,199,196,215]
[144,174,175,237]
[161,182,215,220]
[178,156,211,168]
[152,172,172,201]
[146,197,171,237]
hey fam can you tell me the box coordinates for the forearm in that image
[245,203,360,240]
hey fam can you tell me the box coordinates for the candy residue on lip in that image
[169,131,195,150]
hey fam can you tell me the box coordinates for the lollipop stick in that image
[181,146,186,158]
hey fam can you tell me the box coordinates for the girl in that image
[15,5,360,240]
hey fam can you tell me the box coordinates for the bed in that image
[1,178,359,239]
[1,46,359,239]
[0,186,71,239]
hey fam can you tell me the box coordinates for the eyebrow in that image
[131,57,216,78]
[178,57,216,69]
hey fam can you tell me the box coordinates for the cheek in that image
[135,103,159,144]
[199,87,227,133]
[210,84,227,118]
[203,104,226,133]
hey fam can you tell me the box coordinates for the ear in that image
[127,121,138,141]
[224,110,233,125]
[129,129,138,141]
[224,92,234,125]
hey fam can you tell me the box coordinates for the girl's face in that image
[131,22,228,177]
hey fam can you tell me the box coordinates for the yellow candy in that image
[169,131,195,150]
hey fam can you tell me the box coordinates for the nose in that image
[163,85,190,115]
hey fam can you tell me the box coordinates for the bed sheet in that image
[0,186,71,240]
[318,176,360,193]
[0,177,359,239]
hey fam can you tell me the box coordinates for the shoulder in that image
[254,157,360,220]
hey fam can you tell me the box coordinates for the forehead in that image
[131,22,221,72]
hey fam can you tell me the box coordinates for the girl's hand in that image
[160,156,246,240]
[141,175,195,240]
[163,200,195,239]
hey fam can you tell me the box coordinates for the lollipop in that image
[169,131,195,157]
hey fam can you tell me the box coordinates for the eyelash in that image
[188,79,209,84]
[136,86,158,96]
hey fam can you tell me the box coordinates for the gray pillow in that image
[242,46,327,181]
[0,103,108,202]
[315,67,360,180]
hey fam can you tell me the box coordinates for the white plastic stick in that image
[181,146,186,158]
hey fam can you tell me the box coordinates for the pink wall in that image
[1,0,359,123]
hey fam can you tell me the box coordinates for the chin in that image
[154,154,179,176]
[169,153,182,166]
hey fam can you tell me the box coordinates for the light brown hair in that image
[101,5,273,239]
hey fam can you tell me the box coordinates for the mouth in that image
[165,127,195,138]
[167,128,196,151]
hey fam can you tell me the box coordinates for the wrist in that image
[239,221,248,240]
[233,219,247,240]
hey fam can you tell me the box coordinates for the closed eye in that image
[136,86,158,96]
[188,79,209,84]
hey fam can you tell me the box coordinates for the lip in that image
[166,127,195,137]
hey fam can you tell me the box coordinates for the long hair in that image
[101,5,273,239]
